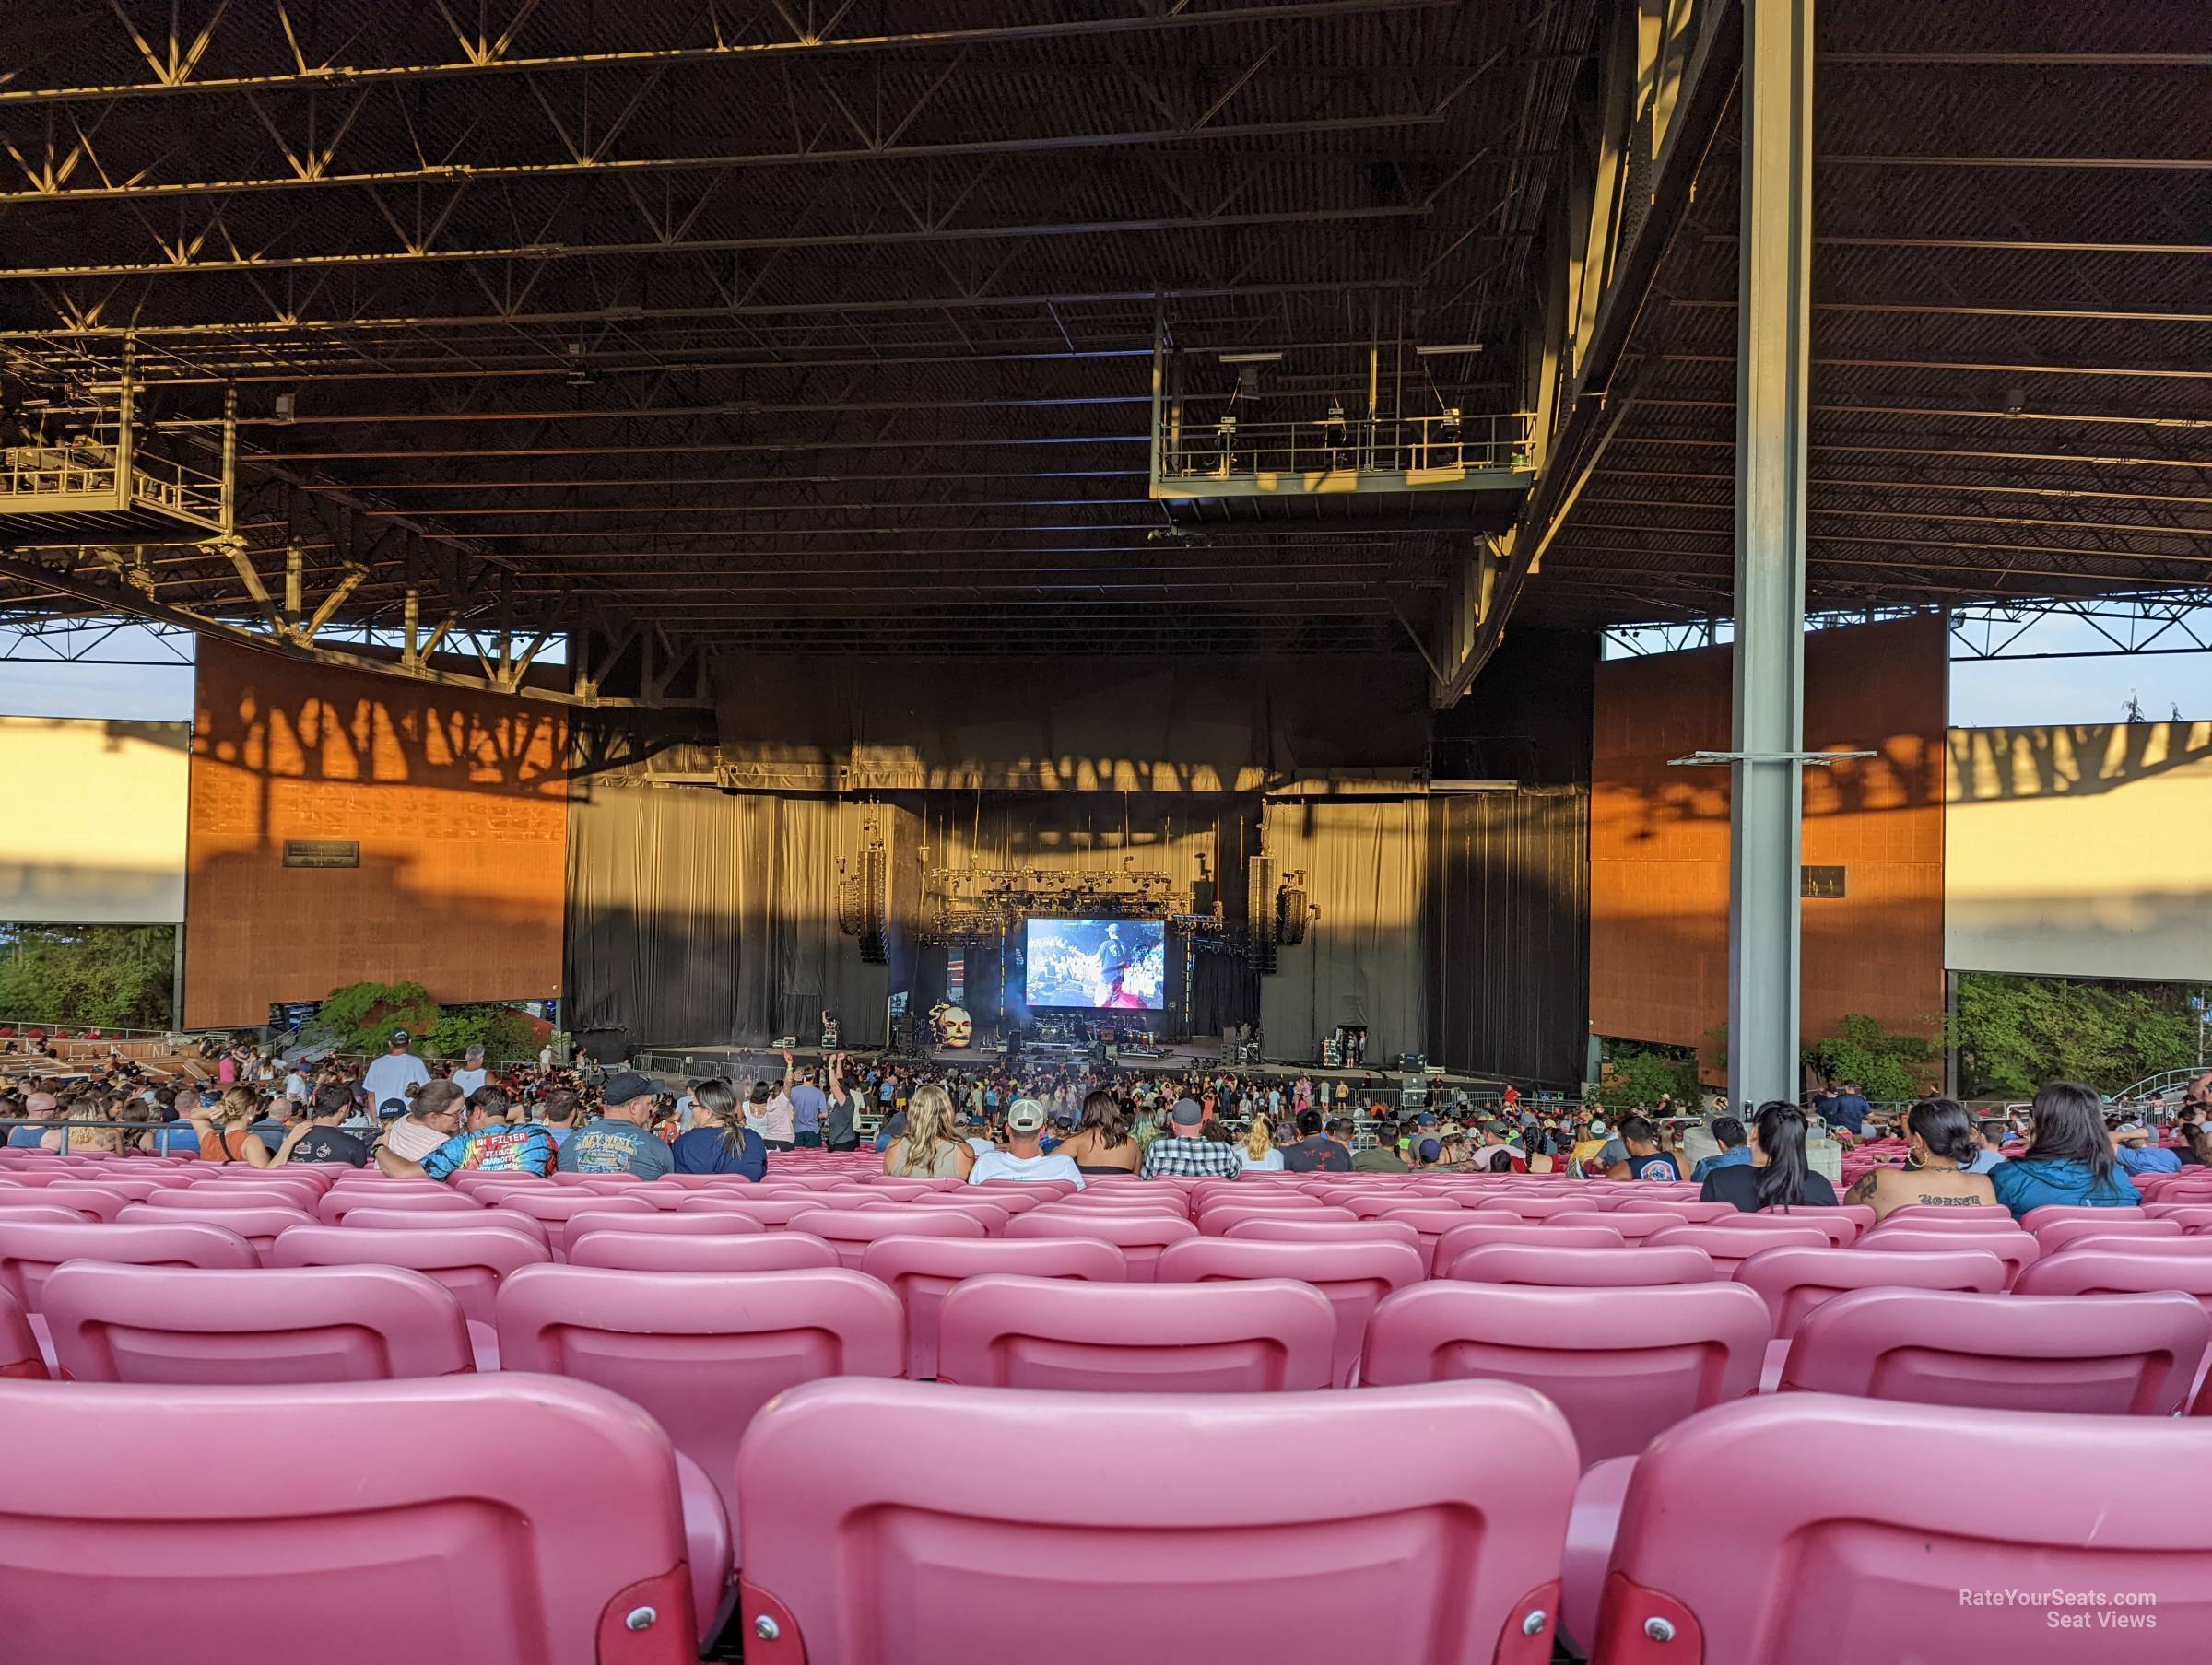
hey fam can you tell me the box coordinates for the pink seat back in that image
[1754,1204,1869,1244]
[1473,1195,1591,1221]
[2034,1216,2183,1255]
[859,1236,1127,1378]
[495,1264,902,1542]
[567,1210,761,1239]
[1434,1220,1626,1263]
[1361,1281,1770,1464]
[735,1376,1577,1665]
[2021,1203,2148,1230]
[143,1186,305,1212]
[116,1202,311,1252]
[265,1225,549,1327]
[0,1373,696,1664]
[1780,1286,2209,1414]
[1641,1222,1831,1276]
[566,1230,841,1273]
[1735,1245,2009,1338]
[1591,1392,2212,1664]
[1546,1210,1688,1241]
[1877,1202,2015,1226]
[1443,1243,1718,1287]
[43,1262,473,1384]
[677,1196,828,1229]
[1861,1227,2040,1287]
[0,1219,261,1313]
[320,1189,481,1224]
[934,1273,1335,1392]
[1155,1236,1423,1388]
[1616,1199,1739,1225]
[2015,1247,2212,1315]
[335,1208,552,1248]
[787,1207,987,1269]
[1221,1215,1423,1252]
[0,1284,42,1378]
[1199,1202,1358,1235]
[19,1187,132,1223]
[1003,1209,1196,1280]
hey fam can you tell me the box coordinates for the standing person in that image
[1823,1081,1870,1137]
[747,1075,796,1152]
[1986,1081,2142,1220]
[361,1029,430,1112]
[824,1053,864,1152]
[449,1044,489,1101]
[1700,1101,1838,1214]
[784,1050,827,1148]
[969,1098,1086,1187]
[671,1079,768,1179]
[555,1073,675,1178]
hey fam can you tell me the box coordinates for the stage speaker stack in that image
[1399,1073,1430,1110]
[1247,854,1277,975]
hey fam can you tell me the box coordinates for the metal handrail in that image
[1157,409,1535,483]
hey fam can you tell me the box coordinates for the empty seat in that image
[1003,1209,1196,1280]
[2034,1216,2183,1256]
[492,1191,653,1254]
[788,1206,987,1269]
[1861,1226,2041,1287]
[143,1186,307,1212]
[0,1373,699,1665]
[1360,1281,1769,1466]
[495,1264,903,1566]
[1779,1286,2209,1414]
[566,1231,841,1273]
[334,1207,552,1248]
[1156,1236,1424,1387]
[734,1376,1577,1665]
[1434,1220,1627,1264]
[1616,1199,1740,1225]
[1542,1210,1690,1243]
[859,1235,1127,1378]
[1641,1222,1832,1276]
[2015,1246,2212,1315]
[934,1273,1335,1392]
[20,1187,133,1223]
[1442,1243,1719,1288]
[1472,1194,1592,1221]
[1588,1392,2212,1664]
[266,1224,548,1366]
[1199,1202,1358,1236]
[0,1219,262,1316]
[114,1203,311,1253]
[1735,1245,2010,1340]
[566,1210,762,1240]
[2021,1203,2149,1231]
[1223,1216,1422,1253]
[319,1189,482,1225]
[1876,1202,2016,1227]
[677,1196,833,1229]
[42,1262,474,1384]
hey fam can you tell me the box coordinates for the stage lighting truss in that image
[915,862,1198,944]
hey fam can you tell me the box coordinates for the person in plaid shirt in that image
[1139,1096,1242,1179]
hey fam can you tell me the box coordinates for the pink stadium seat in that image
[0,1284,43,1378]
[677,1196,833,1229]
[1156,1235,1424,1387]
[116,1202,311,1252]
[954,1184,1053,1214]
[787,1206,986,1268]
[22,1187,133,1223]
[2015,1246,2212,1316]
[2022,1203,2149,1230]
[1433,1221,1629,1262]
[1346,1195,1464,1222]
[0,1219,261,1315]
[266,1224,548,1366]
[1004,1208,1197,1280]
[1544,1210,1688,1242]
[1734,1245,2010,1340]
[1877,1202,2015,1226]
[1200,1202,1358,1235]
[1615,1199,1739,1225]
[143,1185,305,1213]
[859,1235,1127,1378]
[2034,1216,2183,1255]
[1361,1281,1769,1465]
[0,1373,700,1664]
[1861,1226,2040,1287]
[934,1272,1335,1391]
[42,1262,474,1383]
[567,1209,761,1239]
[1224,1215,1424,1252]
[1443,1243,1719,1288]
[566,1230,842,1273]
[735,1376,1578,1665]
[319,1189,481,1224]
[890,1195,1010,1234]
[1757,1203,1871,1241]
[1588,1392,2212,1664]
[495,1264,903,1571]
[335,1206,552,1248]
[39,1175,167,1202]
[493,1190,653,1253]
[1778,1286,2209,1414]
[1641,1222,1832,1276]
[0,1203,97,1230]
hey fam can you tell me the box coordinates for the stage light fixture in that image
[1415,343,1485,356]
[1218,351,1284,364]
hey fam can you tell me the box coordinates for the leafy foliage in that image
[1956,973,2201,1098]
[427,1003,543,1062]
[1803,1013,1943,1104]
[0,924,175,1030]
[1595,1044,1703,1109]
[304,980,441,1055]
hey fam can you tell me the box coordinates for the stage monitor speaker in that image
[1396,1052,1427,1073]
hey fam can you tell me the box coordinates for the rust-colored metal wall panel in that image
[1591,616,1947,1062]
[183,640,569,1028]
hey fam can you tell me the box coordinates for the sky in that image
[0,617,2202,728]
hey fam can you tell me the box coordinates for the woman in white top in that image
[1238,1114,1285,1171]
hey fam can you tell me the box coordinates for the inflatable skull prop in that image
[939,1005,974,1049]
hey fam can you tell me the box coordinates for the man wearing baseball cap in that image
[1138,1096,1242,1180]
[361,1027,429,1113]
[555,1070,674,1179]
[969,1097,1086,1189]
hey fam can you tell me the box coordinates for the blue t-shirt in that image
[1625,1151,1682,1181]
[2114,1144,2181,1176]
[1824,1095,1870,1135]
[420,1122,556,1179]
[556,1118,674,1178]
[1987,1156,2138,1221]
[671,1126,767,1179]
[786,1084,826,1135]
[6,1124,46,1148]
[1690,1146,1751,1182]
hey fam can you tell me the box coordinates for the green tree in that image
[0,924,175,1030]
[427,1003,543,1062]
[1594,1044,1702,1110]
[1956,973,2199,1098]
[304,979,441,1055]
[1804,1013,1943,1104]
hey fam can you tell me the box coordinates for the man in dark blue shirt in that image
[1823,1084,1870,1137]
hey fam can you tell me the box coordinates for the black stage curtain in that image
[564,783,887,1051]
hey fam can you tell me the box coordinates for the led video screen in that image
[1024,917,1166,1010]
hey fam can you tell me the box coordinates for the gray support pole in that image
[1727,0,1814,1113]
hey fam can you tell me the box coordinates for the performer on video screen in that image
[1100,967,1147,1010]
